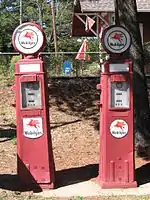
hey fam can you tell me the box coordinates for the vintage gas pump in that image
[97,26,137,188]
[12,23,55,189]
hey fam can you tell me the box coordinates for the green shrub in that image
[0,55,10,75]
[9,55,22,80]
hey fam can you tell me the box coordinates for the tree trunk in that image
[115,0,150,159]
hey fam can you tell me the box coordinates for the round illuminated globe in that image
[12,22,45,55]
[101,25,131,54]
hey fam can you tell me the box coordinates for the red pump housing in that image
[15,56,55,189]
[97,59,137,188]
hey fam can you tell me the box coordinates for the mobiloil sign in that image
[12,22,55,190]
[97,25,137,188]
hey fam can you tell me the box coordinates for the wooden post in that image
[50,0,59,74]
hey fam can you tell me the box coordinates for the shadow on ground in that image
[50,119,82,129]
[49,77,100,130]
[0,174,42,193]
[0,126,16,142]
[55,162,150,188]
[135,162,150,186]
[55,164,99,188]
[0,164,99,192]
[1,163,150,192]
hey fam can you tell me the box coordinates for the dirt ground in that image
[0,78,150,200]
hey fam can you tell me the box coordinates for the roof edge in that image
[81,8,150,13]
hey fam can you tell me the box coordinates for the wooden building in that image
[72,0,150,42]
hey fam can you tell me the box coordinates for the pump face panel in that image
[110,82,129,108]
[21,81,41,108]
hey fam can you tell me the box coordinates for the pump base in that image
[19,181,54,191]
[97,178,137,189]
[39,182,54,189]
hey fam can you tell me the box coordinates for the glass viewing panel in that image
[110,82,130,108]
[21,81,42,108]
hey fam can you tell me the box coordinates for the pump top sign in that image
[101,25,131,54]
[12,22,45,55]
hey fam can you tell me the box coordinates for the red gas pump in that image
[97,26,137,188]
[12,23,55,189]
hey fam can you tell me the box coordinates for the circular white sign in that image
[110,119,128,139]
[12,22,44,55]
[23,117,43,139]
[102,26,131,54]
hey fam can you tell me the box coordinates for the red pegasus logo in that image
[23,31,34,40]
[27,119,40,128]
[112,33,123,42]
[114,121,125,130]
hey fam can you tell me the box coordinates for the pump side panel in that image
[15,59,55,189]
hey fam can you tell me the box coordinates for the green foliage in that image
[44,54,64,75]
[56,1,73,37]
[9,55,21,80]
[83,62,100,76]
[23,0,50,24]
[0,0,20,51]
[12,136,17,145]
[70,197,84,200]
[0,55,11,75]
[0,0,101,76]
[58,36,81,52]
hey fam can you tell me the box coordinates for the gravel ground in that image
[0,79,149,199]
